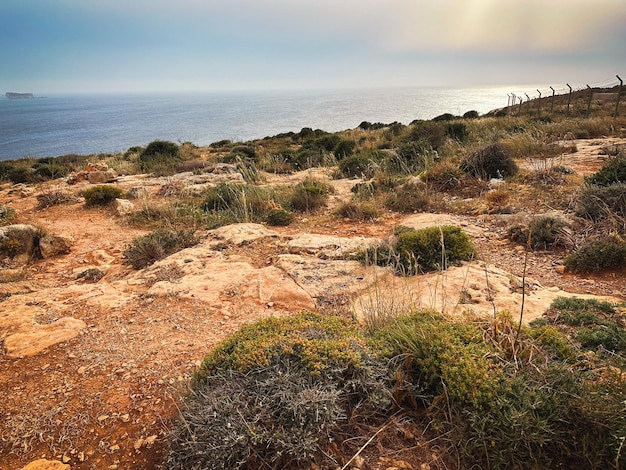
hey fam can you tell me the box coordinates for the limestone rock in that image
[21,459,70,470]
[287,234,380,259]
[209,223,280,246]
[114,198,135,216]
[87,169,118,184]
[274,254,382,300]
[39,233,74,258]
[133,242,315,311]
[0,224,40,257]
[0,295,86,358]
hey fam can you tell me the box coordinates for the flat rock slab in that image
[274,254,384,300]
[400,214,484,238]
[209,223,280,246]
[134,242,315,312]
[21,459,70,470]
[352,261,620,324]
[287,233,380,259]
[0,296,86,358]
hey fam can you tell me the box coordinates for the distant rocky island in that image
[6,92,34,99]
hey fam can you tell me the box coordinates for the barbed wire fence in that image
[504,74,623,118]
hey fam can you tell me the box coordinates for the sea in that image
[0,86,536,161]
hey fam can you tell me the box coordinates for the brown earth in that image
[1,138,625,470]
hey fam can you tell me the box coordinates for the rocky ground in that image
[1,138,625,470]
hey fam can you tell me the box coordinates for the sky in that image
[1,0,625,93]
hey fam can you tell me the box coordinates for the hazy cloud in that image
[1,0,623,92]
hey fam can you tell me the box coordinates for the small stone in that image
[145,435,157,446]
[109,444,120,452]
[134,438,144,450]
[120,413,130,422]
[555,266,566,274]
[97,415,109,423]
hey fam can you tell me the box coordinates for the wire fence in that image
[504,74,624,118]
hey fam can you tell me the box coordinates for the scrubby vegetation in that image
[2,88,626,469]
[167,300,626,470]
[123,229,198,269]
[82,185,124,207]
[360,225,475,275]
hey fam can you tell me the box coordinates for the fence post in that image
[525,93,531,114]
[518,97,523,116]
[585,85,593,118]
[567,84,573,115]
[550,86,555,114]
[537,89,542,118]
[614,75,623,118]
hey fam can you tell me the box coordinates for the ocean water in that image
[0,86,524,160]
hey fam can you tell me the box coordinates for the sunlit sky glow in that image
[1,0,624,93]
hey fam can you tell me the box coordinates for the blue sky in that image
[1,0,625,93]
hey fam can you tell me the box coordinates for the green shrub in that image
[222,145,257,164]
[564,237,626,272]
[364,225,475,275]
[288,179,332,213]
[384,185,430,213]
[586,155,626,186]
[167,313,391,470]
[446,122,468,142]
[334,201,379,221]
[529,325,575,360]
[375,311,495,408]
[33,163,69,180]
[6,166,35,184]
[0,204,16,226]
[123,229,198,269]
[460,143,518,178]
[576,183,626,220]
[139,140,181,175]
[577,325,626,353]
[405,121,447,150]
[507,216,567,250]
[202,184,274,224]
[302,134,341,153]
[337,151,380,178]
[82,185,124,207]
[266,208,294,226]
[333,139,356,159]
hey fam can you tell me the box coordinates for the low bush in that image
[337,151,380,178]
[460,143,518,179]
[82,185,124,207]
[266,208,294,226]
[586,154,626,186]
[383,185,430,213]
[36,190,76,209]
[333,139,356,159]
[0,204,16,226]
[363,225,474,275]
[32,163,69,180]
[564,236,626,273]
[123,229,198,269]
[288,179,332,213]
[167,313,391,470]
[507,216,567,250]
[139,140,181,175]
[576,183,626,221]
[334,201,379,221]
[203,183,274,223]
